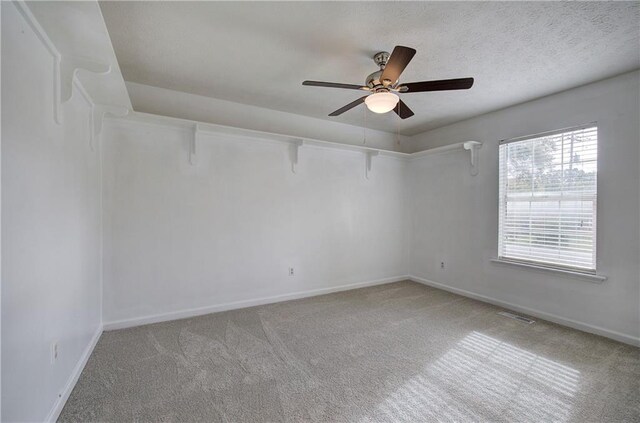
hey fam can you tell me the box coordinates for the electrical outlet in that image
[440,261,445,269]
[51,341,59,364]
[288,267,294,276]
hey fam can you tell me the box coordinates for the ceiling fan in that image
[302,46,474,119]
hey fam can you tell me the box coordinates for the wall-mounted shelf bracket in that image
[60,56,111,104]
[365,151,379,179]
[57,56,111,124]
[91,105,129,151]
[189,124,203,165]
[289,139,304,173]
[463,141,482,176]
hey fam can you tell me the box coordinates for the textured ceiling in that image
[100,1,640,135]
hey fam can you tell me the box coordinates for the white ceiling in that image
[100,1,640,136]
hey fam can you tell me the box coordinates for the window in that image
[498,125,598,273]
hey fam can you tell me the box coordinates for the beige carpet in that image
[59,281,639,422]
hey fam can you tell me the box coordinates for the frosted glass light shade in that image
[364,92,399,114]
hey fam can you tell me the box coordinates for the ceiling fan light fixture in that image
[364,92,399,114]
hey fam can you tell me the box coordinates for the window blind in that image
[498,125,598,272]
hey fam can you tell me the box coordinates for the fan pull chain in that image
[362,105,367,145]
[396,102,401,145]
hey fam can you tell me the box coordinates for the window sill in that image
[490,258,607,283]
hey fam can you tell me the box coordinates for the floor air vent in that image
[498,311,535,324]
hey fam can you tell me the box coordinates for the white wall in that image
[407,71,640,344]
[1,3,102,421]
[126,82,409,153]
[0,2,3,418]
[102,118,409,327]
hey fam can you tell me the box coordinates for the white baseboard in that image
[45,325,103,423]
[409,275,639,347]
[104,275,410,331]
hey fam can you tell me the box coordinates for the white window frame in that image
[497,124,600,276]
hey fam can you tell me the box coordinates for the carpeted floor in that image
[59,281,640,422]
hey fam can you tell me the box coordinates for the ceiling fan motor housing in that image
[373,51,390,68]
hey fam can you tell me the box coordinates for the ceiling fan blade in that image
[380,46,416,86]
[399,78,474,93]
[394,99,415,119]
[328,96,368,116]
[303,80,368,90]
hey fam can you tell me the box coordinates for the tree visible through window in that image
[498,125,598,272]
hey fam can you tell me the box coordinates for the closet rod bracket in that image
[290,139,304,173]
[463,141,482,176]
[365,150,379,179]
